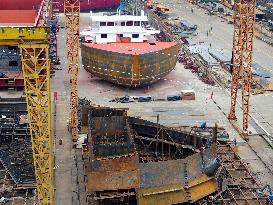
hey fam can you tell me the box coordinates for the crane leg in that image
[64,0,80,142]
[241,2,256,138]
[229,0,256,140]
[20,44,54,205]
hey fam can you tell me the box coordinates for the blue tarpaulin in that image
[252,63,272,78]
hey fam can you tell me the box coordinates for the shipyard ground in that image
[0,2,273,205]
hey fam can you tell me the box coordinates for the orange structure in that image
[228,0,256,139]
[64,0,80,142]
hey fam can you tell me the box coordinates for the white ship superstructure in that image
[81,10,160,43]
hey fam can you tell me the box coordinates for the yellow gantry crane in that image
[0,28,54,204]
[64,0,81,142]
[228,0,256,139]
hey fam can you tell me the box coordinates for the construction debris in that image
[181,90,196,100]
[110,95,135,103]
[166,95,181,101]
[198,144,273,204]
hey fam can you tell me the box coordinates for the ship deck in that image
[0,0,43,27]
[83,42,178,55]
[0,0,43,10]
[0,10,39,27]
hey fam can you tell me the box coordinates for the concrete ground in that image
[156,0,273,137]
[159,0,273,73]
[51,19,78,205]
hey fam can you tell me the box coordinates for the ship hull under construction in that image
[0,0,120,11]
[81,42,179,87]
[82,106,219,204]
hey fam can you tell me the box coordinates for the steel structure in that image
[228,0,256,138]
[64,0,80,142]
[48,19,59,64]
[198,144,273,204]
[0,27,54,205]
[49,0,60,65]
[21,44,54,205]
[84,106,219,205]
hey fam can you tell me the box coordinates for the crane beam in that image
[64,0,80,142]
[0,27,50,45]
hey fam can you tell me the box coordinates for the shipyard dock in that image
[0,0,273,204]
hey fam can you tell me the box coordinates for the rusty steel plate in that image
[86,155,140,191]
[91,154,139,172]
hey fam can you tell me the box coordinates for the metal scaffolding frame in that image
[64,0,80,142]
[198,144,272,204]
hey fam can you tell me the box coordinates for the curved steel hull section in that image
[81,43,179,87]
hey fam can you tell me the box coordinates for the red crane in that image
[228,0,256,140]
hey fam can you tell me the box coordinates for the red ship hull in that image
[57,0,120,11]
[0,0,120,11]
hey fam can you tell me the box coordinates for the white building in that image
[81,10,160,43]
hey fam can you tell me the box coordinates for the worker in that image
[208,195,214,203]
[211,26,213,31]
[210,91,213,99]
[191,8,193,13]
[257,184,273,201]
[54,91,58,101]
[269,194,273,201]
[210,43,212,48]
[201,121,207,130]
[233,138,237,146]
